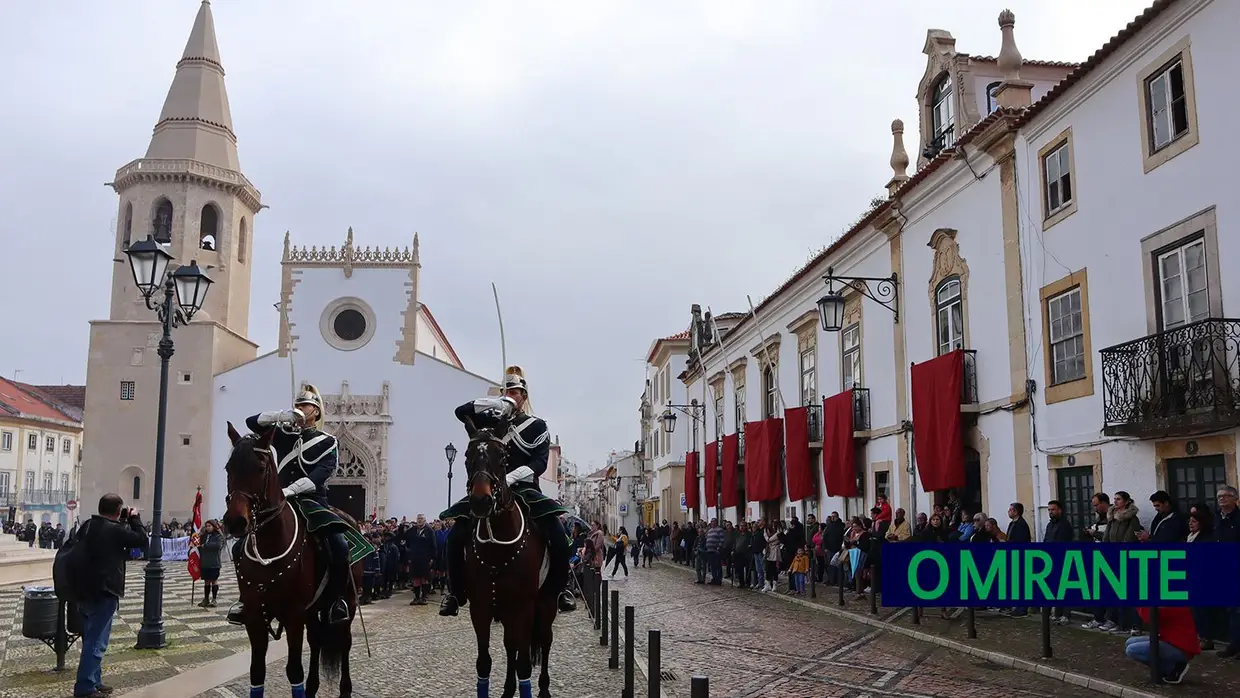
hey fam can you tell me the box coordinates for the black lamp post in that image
[660,400,712,520]
[816,266,900,332]
[445,442,458,508]
[125,235,212,650]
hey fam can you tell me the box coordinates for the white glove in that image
[474,397,516,418]
[505,466,535,485]
[257,409,301,427]
[281,477,316,498]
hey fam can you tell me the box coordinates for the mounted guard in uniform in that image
[226,384,362,627]
[438,366,577,617]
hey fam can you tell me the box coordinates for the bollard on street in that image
[648,629,661,698]
[809,554,817,599]
[623,606,635,698]
[600,580,609,646]
[1148,607,1161,684]
[690,675,709,698]
[838,565,845,606]
[610,589,619,669]
[912,605,920,626]
[595,576,603,631]
[966,607,977,639]
[1040,607,1052,658]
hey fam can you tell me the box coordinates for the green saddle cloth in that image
[291,497,376,565]
[439,484,570,523]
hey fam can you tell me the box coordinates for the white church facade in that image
[81,0,496,525]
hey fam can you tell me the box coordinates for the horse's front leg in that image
[471,607,493,698]
[244,621,270,698]
[284,617,307,698]
[305,620,321,698]
[338,614,355,698]
[501,646,517,698]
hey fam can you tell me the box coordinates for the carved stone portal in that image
[317,380,393,520]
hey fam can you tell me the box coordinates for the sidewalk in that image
[656,560,1239,697]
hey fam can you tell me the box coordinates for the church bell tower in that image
[82,0,262,520]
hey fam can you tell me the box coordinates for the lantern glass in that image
[126,235,174,300]
[661,408,677,434]
[445,442,457,464]
[816,292,846,332]
[171,260,213,320]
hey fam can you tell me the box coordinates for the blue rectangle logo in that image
[880,543,1240,607]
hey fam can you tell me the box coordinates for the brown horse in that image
[465,427,557,698]
[222,422,364,698]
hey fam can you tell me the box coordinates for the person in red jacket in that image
[1124,606,1200,684]
[874,494,892,523]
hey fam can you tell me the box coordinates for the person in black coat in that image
[1004,503,1033,617]
[73,495,149,698]
[403,515,437,605]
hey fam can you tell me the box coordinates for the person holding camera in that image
[73,495,149,698]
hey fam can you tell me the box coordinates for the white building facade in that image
[660,2,1237,537]
[1015,0,1238,529]
[642,330,693,525]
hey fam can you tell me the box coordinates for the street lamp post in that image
[660,400,711,520]
[125,235,213,651]
[444,442,458,508]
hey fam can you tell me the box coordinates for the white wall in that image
[1017,0,1237,508]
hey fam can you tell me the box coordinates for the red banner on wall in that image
[703,440,719,508]
[823,391,858,497]
[744,418,784,502]
[720,433,740,508]
[683,451,700,512]
[911,351,966,492]
[784,406,815,502]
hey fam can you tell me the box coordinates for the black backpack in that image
[53,520,94,603]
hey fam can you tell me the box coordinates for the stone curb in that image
[654,560,1161,698]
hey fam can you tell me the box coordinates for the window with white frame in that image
[1,431,11,452]
[1043,142,1073,215]
[1046,287,1085,384]
[45,436,54,453]
[24,471,34,492]
[1157,238,1209,330]
[734,381,746,431]
[120,380,135,400]
[62,438,71,455]
[799,347,816,406]
[43,472,53,491]
[986,81,1001,113]
[713,390,724,439]
[1146,58,1190,152]
[841,324,862,389]
[27,434,37,451]
[930,75,955,148]
[0,472,9,493]
[61,473,69,491]
[762,363,778,419]
[935,277,964,355]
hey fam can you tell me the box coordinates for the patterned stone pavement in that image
[0,561,248,698]
[0,560,1115,697]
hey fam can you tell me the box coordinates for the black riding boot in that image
[438,521,469,616]
[321,532,352,625]
[227,539,245,625]
[538,516,576,613]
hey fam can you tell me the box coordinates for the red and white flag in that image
[187,488,203,582]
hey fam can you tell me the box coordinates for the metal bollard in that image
[610,589,619,669]
[595,576,603,630]
[690,675,709,698]
[600,580,609,645]
[1148,607,1161,684]
[810,555,817,599]
[912,606,920,625]
[624,606,635,698]
[869,562,880,615]
[648,629,661,698]
[838,565,845,606]
[53,601,68,671]
[1041,607,1052,658]
[966,607,977,639]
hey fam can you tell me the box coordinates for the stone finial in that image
[997,9,1023,82]
[282,230,290,260]
[886,119,910,198]
[412,232,421,266]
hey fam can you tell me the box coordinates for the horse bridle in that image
[468,432,515,518]
[224,438,288,536]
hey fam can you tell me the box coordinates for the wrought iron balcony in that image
[19,489,75,506]
[738,428,745,462]
[922,125,956,160]
[806,404,823,442]
[962,350,979,405]
[0,491,16,508]
[1100,318,1240,437]
[853,388,872,431]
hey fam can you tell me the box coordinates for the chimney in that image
[993,9,1034,109]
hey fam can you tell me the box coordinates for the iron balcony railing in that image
[1099,318,1240,437]
[738,426,745,462]
[20,489,75,506]
[0,491,16,508]
[922,124,956,160]
[806,404,823,442]
[961,350,979,405]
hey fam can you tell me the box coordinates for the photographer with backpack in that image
[60,494,149,698]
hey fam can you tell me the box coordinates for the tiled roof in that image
[28,384,86,418]
[968,55,1080,69]
[662,330,691,341]
[1016,0,1177,126]
[0,377,81,425]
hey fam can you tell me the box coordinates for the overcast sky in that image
[0,0,1150,468]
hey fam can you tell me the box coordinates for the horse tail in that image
[317,619,347,681]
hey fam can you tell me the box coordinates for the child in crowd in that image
[789,545,810,595]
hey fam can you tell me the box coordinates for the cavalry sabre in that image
[492,282,508,385]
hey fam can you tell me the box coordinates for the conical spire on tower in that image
[145,0,239,171]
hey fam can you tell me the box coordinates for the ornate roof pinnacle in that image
[997,9,1023,82]
[887,119,910,198]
